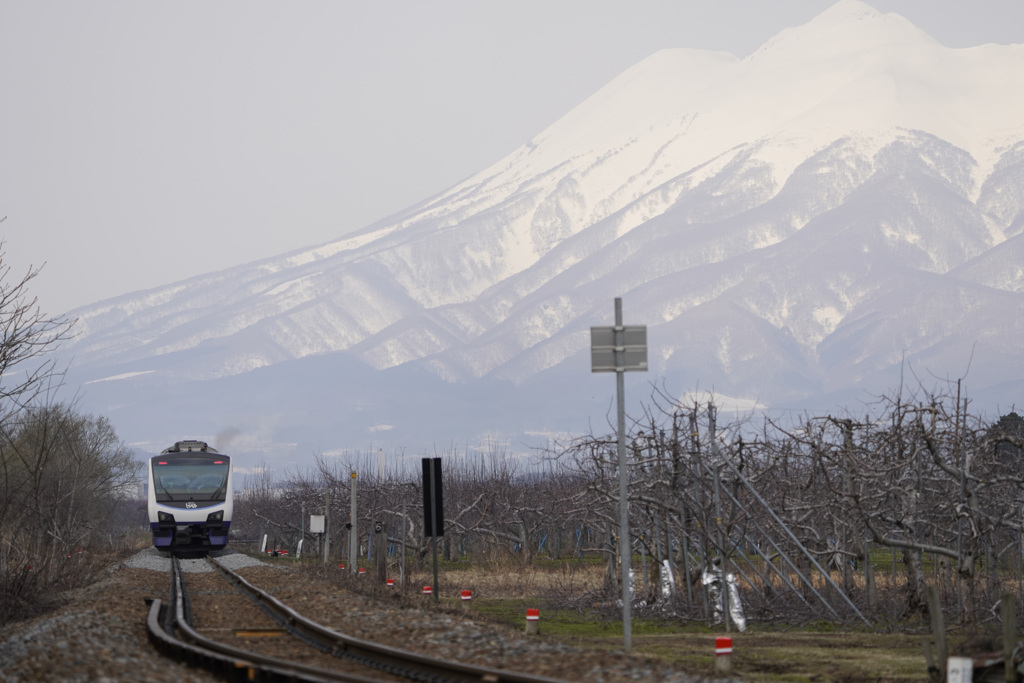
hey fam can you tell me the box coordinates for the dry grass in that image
[407,560,609,599]
[622,631,927,682]
[391,559,944,682]
[301,553,1024,682]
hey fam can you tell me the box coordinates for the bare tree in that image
[0,235,74,416]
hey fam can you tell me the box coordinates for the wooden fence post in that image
[925,585,947,683]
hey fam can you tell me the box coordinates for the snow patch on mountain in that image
[51,1,1024,460]
[84,371,155,384]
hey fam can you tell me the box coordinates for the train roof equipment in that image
[161,440,219,454]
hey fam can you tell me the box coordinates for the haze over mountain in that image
[52,0,1024,465]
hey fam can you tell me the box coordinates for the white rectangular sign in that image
[590,325,648,372]
[946,657,972,683]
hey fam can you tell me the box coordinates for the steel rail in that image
[146,595,353,682]
[146,557,381,682]
[208,557,567,683]
[147,555,568,683]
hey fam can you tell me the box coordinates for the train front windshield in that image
[152,457,229,502]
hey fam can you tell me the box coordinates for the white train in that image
[147,440,232,554]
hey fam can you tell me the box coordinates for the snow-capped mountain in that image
[56,0,1024,462]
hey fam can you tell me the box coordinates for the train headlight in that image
[158,512,175,524]
[206,510,223,523]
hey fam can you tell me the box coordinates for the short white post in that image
[715,636,733,675]
[525,608,540,635]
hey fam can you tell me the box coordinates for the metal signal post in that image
[591,297,647,653]
[349,472,357,574]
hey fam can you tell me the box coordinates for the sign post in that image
[591,297,647,653]
[422,457,444,603]
[309,514,325,560]
[349,472,358,574]
[373,520,387,582]
[323,489,330,564]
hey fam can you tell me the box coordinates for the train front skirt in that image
[151,516,230,550]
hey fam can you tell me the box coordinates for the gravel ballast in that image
[0,549,705,682]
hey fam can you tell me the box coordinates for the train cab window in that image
[157,475,189,490]
[189,474,225,493]
[152,457,229,502]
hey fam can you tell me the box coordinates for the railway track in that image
[146,556,567,683]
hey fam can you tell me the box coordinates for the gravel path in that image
[0,549,708,682]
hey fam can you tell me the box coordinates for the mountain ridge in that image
[51,1,1024,460]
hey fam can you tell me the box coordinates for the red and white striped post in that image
[461,590,472,611]
[715,636,733,674]
[525,608,540,635]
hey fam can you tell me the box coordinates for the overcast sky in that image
[2,0,1021,316]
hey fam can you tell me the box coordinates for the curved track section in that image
[146,556,567,683]
[148,557,374,682]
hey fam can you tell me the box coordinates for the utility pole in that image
[401,499,407,592]
[590,297,647,653]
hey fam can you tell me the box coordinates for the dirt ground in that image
[552,630,931,682]
[370,560,1009,682]
[433,564,930,681]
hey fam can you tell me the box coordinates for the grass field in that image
[448,594,930,682]
[393,556,1003,682]
[281,544,1021,681]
